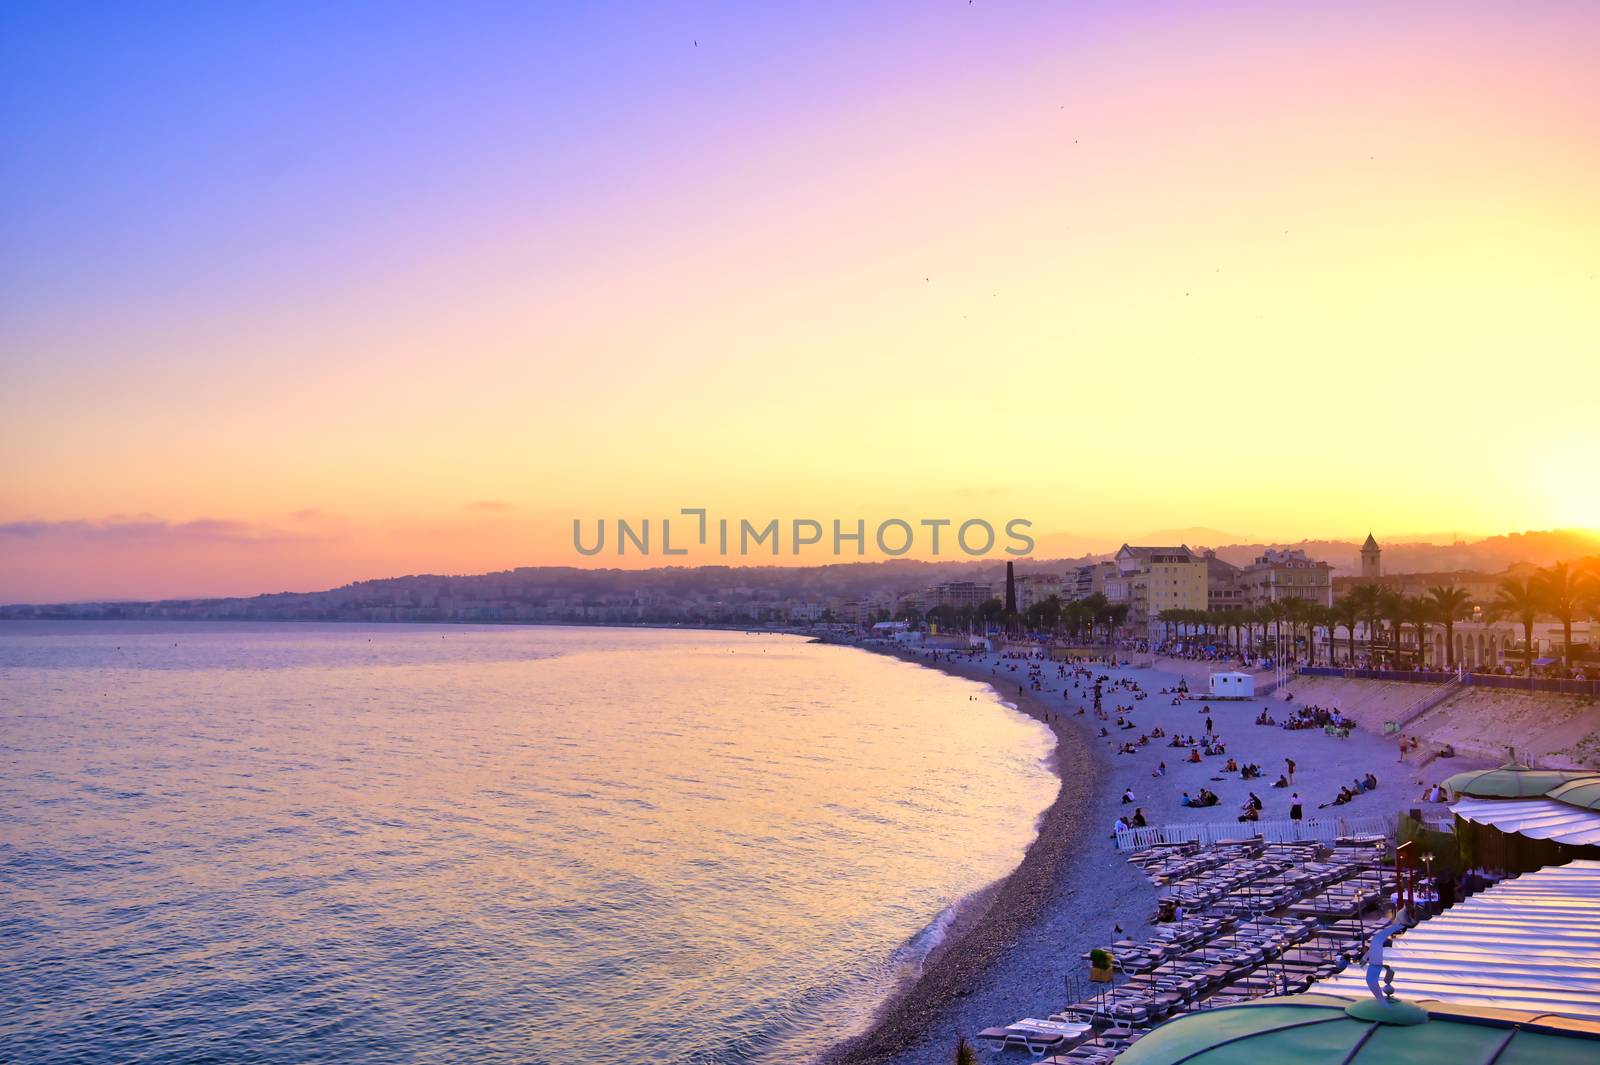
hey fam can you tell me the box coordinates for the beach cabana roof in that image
[1441,762,1593,799]
[1114,993,1600,1064]
[1451,797,1600,846]
[1315,860,1600,1022]
[1547,777,1600,812]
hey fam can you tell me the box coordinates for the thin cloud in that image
[0,517,317,545]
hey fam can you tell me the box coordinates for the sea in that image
[0,622,1058,1064]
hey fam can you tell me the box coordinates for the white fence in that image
[1114,812,1397,852]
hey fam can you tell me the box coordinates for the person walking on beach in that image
[1285,757,1296,784]
[1290,792,1302,820]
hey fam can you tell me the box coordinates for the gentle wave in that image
[0,622,1057,1064]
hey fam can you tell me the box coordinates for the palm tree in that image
[1107,602,1130,638]
[1380,589,1410,667]
[1490,577,1542,674]
[1424,584,1473,669]
[1280,597,1312,663]
[1408,597,1437,668]
[1310,603,1338,666]
[1155,609,1173,643]
[1346,583,1385,666]
[1068,598,1091,641]
[1532,561,1596,671]
[1329,596,1361,667]
[1079,592,1109,642]
[1264,600,1289,662]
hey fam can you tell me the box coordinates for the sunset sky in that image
[3,2,1598,602]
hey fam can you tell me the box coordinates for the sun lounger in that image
[979,1018,1092,1055]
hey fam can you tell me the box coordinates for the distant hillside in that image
[4,529,1594,622]
[1138,526,1246,547]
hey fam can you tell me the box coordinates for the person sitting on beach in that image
[1237,804,1259,823]
[1188,748,1202,763]
[1224,757,1239,773]
[1181,791,1193,806]
[1153,761,1167,777]
[1363,772,1378,791]
[1099,727,1109,737]
[1271,774,1289,788]
[1112,815,1130,836]
[1247,791,1262,812]
[1132,808,1147,828]
[1122,787,1135,804]
[1320,786,1354,809]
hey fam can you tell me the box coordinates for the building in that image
[923,581,993,610]
[1014,573,1063,612]
[1361,532,1381,577]
[1068,561,1115,600]
[1108,544,1208,633]
[1203,550,1245,613]
[1330,570,1503,605]
[1241,548,1334,607]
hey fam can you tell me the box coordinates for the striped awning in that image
[1315,860,1600,1021]
[1451,797,1600,846]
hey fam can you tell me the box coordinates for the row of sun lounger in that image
[985,835,1397,1059]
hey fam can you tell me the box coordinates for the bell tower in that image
[1360,533,1381,579]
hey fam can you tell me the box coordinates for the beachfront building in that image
[1014,573,1063,612]
[1241,548,1334,608]
[1068,561,1116,600]
[1361,532,1381,577]
[786,602,824,623]
[922,580,993,611]
[1108,544,1208,635]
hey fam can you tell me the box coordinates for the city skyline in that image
[4,3,1598,601]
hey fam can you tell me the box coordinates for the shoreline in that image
[819,645,1462,1065]
[818,645,1116,1065]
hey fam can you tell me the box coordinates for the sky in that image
[2,2,1598,602]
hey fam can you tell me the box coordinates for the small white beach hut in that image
[1208,671,1255,699]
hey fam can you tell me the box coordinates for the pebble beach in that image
[822,644,1460,1065]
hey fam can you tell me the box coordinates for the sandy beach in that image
[822,645,1463,1065]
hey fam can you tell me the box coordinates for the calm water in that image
[0,623,1057,1064]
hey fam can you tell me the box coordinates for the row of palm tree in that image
[1485,560,1598,670]
[1154,600,1355,667]
[899,592,1131,642]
